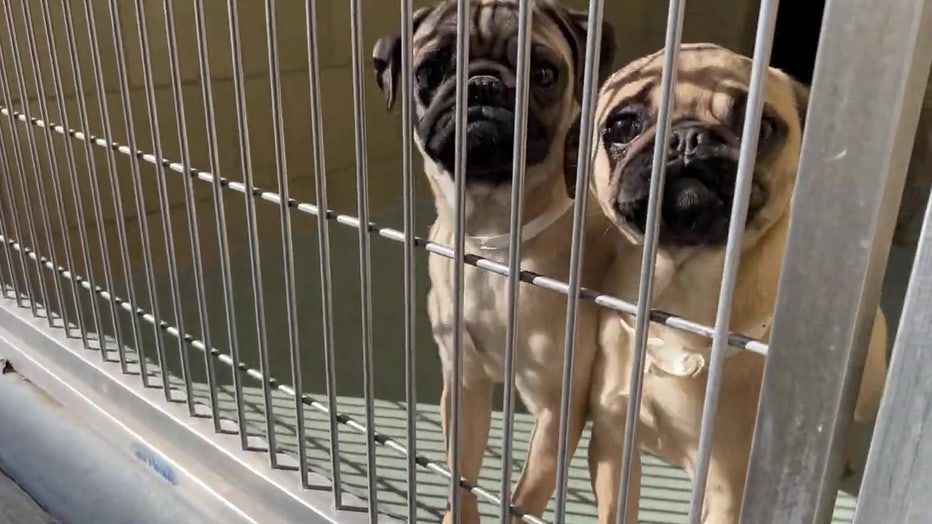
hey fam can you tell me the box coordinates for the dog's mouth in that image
[615,156,744,247]
[466,105,513,130]
[461,105,516,166]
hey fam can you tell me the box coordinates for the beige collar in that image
[435,174,575,252]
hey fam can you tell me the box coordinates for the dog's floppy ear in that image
[372,35,402,110]
[371,6,433,111]
[546,5,618,102]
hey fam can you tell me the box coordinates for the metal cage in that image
[0,0,928,523]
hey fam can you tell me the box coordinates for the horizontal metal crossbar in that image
[0,104,769,356]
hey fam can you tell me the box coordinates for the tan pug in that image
[371,1,616,522]
[586,43,889,523]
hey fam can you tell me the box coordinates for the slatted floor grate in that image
[177,379,857,523]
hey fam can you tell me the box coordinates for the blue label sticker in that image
[131,442,178,486]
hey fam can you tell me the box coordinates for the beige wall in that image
[0,0,763,288]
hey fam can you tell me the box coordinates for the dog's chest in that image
[461,267,506,336]
[459,265,524,368]
[429,249,565,380]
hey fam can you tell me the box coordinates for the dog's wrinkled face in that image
[593,44,809,247]
[373,0,615,195]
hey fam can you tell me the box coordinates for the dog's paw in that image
[441,496,481,524]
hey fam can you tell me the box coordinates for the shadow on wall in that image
[156,187,445,404]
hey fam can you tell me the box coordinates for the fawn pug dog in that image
[586,44,889,523]
[372,1,616,521]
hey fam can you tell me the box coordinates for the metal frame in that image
[397,1,419,520]
[349,0,381,518]
[854,187,932,523]
[0,0,928,523]
[223,0,280,468]
[740,0,932,521]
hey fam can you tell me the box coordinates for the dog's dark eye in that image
[759,115,776,142]
[532,63,557,87]
[603,112,643,145]
[416,60,445,90]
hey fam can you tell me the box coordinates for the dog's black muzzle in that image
[419,72,549,185]
[615,122,744,246]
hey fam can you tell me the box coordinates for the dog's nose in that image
[668,124,716,158]
[468,75,505,106]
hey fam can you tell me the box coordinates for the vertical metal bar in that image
[0,20,32,310]
[161,0,220,427]
[0,218,8,295]
[0,144,17,298]
[0,203,8,294]
[192,0,249,447]
[499,0,532,521]
[552,1,606,522]
[616,2,686,523]
[0,124,19,298]
[78,0,148,384]
[853,197,932,524]
[263,0,309,486]
[304,0,342,497]
[0,110,27,305]
[225,0,279,465]
[348,0,378,518]
[740,0,931,520]
[0,114,9,295]
[0,118,35,315]
[450,1,470,523]
[40,0,127,369]
[104,0,172,395]
[685,0,780,521]
[0,14,46,320]
[18,0,95,348]
[398,0,417,519]
[21,0,102,359]
[0,0,64,330]
[131,0,195,413]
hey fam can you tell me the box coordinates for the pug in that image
[586,44,889,523]
[372,1,616,522]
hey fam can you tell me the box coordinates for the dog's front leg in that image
[695,454,745,524]
[440,370,494,524]
[510,383,589,522]
[588,412,642,524]
[588,312,641,524]
[687,364,761,524]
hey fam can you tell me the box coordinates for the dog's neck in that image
[424,160,574,251]
[636,207,791,377]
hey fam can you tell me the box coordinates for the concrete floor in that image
[0,469,57,524]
